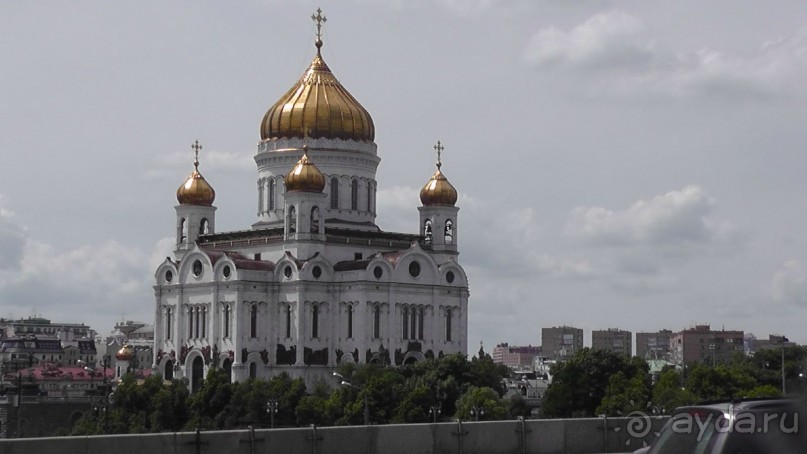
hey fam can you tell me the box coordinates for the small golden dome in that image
[176,141,216,206]
[420,141,458,206]
[285,148,326,193]
[260,25,374,142]
[115,344,134,361]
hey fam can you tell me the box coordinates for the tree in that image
[454,386,508,421]
[596,372,651,416]
[651,369,697,413]
[542,348,647,418]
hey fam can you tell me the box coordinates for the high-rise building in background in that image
[670,325,744,365]
[541,326,583,360]
[636,329,673,360]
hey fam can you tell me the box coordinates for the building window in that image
[418,307,424,340]
[166,307,172,340]
[310,206,320,233]
[258,179,264,214]
[179,218,187,243]
[200,218,209,235]
[410,306,417,340]
[367,181,372,212]
[186,307,193,339]
[347,305,353,339]
[268,179,275,211]
[250,305,258,338]
[286,305,292,338]
[424,220,433,243]
[445,219,453,244]
[288,205,296,233]
[445,308,452,342]
[201,307,207,338]
[330,178,339,209]
[373,305,381,339]
[312,305,319,339]
[402,306,409,339]
[351,179,358,210]
[195,307,200,338]
[223,305,230,338]
[249,362,257,379]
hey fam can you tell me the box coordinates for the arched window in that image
[179,218,187,243]
[330,177,339,209]
[187,307,193,340]
[201,306,207,338]
[286,305,292,338]
[445,308,453,342]
[367,181,373,212]
[351,179,358,210]
[268,179,275,211]
[223,304,230,338]
[250,305,258,338]
[373,305,381,339]
[418,307,424,340]
[312,305,319,339]
[194,307,200,338]
[257,179,264,214]
[347,305,353,339]
[249,362,257,379]
[165,307,172,340]
[199,218,210,235]
[445,219,454,244]
[288,206,296,233]
[402,306,409,339]
[310,206,320,233]
[424,220,433,243]
[410,306,417,340]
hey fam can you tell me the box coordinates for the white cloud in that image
[144,147,254,180]
[524,11,654,70]
[567,185,736,248]
[772,259,807,307]
[525,13,807,98]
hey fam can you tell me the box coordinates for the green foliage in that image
[454,386,509,421]
[542,348,646,418]
[686,363,757,401]
[651,369,697,413]
[596,372,651,416]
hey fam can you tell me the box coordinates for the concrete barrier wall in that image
[0,417,669,454]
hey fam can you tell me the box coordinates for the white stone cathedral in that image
[152,11,468,390]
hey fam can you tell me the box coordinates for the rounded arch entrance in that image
[190,356,204,393]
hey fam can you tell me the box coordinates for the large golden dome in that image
[420,141,457,207]
[177,141,216,206]
[260,37,374,142]
[285,148,326,193]
[115,344,134,361]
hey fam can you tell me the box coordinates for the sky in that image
[2,0,807,352]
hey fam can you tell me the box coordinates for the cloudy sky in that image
[2,0,807,352]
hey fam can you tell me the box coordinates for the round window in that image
[373,266,383,279]
[192,260,203,277]
[409,261,421,278]
[446,271,455,283]
[223,265,231,279]
[284,265,292,278]
[312,266,322,279]
[165,270,173,283]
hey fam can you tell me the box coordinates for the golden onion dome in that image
[285,148,326,193]
[260,21,374,143]
[420,141,458,207]
[115,344,134,361]
[176,141,216,206]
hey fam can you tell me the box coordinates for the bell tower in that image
[175,140,216,261]
[418,141,459,256]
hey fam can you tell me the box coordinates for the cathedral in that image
[152,10,468,390]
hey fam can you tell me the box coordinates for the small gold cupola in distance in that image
[285,141,326,193]
[420,140,458,207]
[176,140,216,206]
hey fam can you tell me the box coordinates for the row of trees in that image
[71,346,807,434]
[542,346,807,418]
[71,352,514,434]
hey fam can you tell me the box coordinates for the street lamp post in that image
[429,404,441,423]
[266,398,278,429]
[93,391,115,433]
[470,406,484,422]
[333,372,369,425]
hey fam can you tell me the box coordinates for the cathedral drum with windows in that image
[153,11,468,390]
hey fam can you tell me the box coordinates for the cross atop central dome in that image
[259,9,375,143]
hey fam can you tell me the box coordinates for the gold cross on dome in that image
[191,140,202,169]
[434,140,444,169]
[311,8,327,43]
